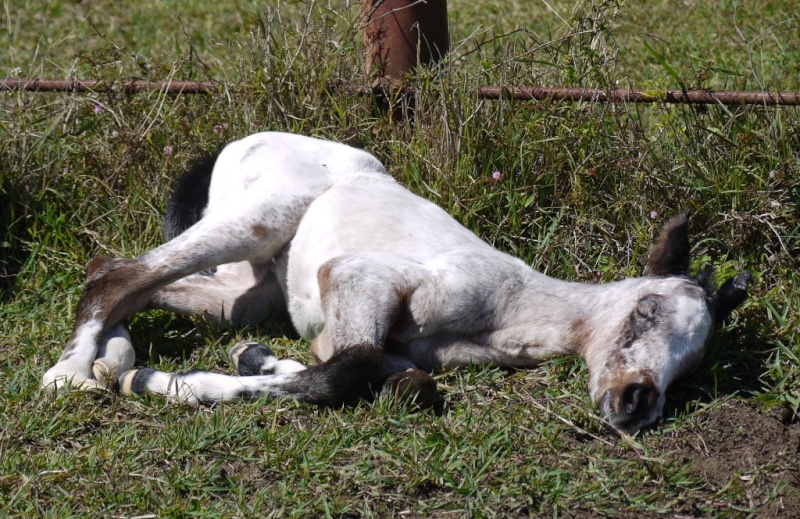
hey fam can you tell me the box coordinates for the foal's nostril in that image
[621,384,644,415]
[598,382,660,432]
[599,390,614,417]
[600,383,658,418]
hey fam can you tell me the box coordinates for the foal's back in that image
[204,132,391,214]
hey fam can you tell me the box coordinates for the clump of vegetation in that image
[1,0,798,516]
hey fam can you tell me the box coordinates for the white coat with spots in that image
[42,132,750,433]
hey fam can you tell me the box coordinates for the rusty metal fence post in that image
[362,0,449,118]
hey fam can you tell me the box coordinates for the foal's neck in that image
[493,268,638,358]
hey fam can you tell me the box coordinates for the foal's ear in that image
[713,271,752,322]
[646,212,691,276]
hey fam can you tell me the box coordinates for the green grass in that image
[1,0,799,516]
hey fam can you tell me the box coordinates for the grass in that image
[1,0,799,516]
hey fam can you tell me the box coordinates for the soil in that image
[646,399,800,517]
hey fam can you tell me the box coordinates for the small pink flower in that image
[650,210,658,219]
[163,145,174,155]
[213,122,229,134]
[93,103,104,114]
[491,171,501,182]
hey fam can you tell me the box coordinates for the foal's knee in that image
[77,257,155,328]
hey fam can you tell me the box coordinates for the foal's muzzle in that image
[599,381,661,433]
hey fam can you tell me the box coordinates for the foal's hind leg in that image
[149,260,286,326]
[43,187,323,390]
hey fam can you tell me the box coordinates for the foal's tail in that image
[164,153,219,240]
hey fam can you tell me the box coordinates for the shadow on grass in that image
[0,178,30,302]
[127,308,301,366]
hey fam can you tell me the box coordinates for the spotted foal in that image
[43,132,750,433]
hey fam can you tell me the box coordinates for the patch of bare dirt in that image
[652,398,800,515]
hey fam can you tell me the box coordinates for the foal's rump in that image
[166,132,394,241]
[154,133,399,323]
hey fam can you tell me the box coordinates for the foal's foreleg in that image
[119,342,381,406]
[315,255,438,407]
[119,254,436,407]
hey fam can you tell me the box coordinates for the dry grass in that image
[1,0,798,516]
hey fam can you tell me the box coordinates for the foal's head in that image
[584,213,750,433]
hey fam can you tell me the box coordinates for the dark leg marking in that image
[122,367,158,395]
[229,341,278,376]
[281,344,385,407]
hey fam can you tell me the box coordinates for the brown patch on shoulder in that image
[316,261,335,305]
[569,318,592,354]
[316,260,347,336]
[252,223,268,238]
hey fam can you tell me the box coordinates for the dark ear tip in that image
[713,270,752,322]
[723,271,752,292]
[646,211,692,277]
[719,270,752,293]
[664,211,690,229]
[734,271,752,289]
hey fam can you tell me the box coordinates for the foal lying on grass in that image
[43,132,750,433]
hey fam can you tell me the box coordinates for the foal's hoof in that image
[42,373,108,392]
[119,368,155,396]
[43,323,135,392]
[381,369,439,409]
[228,341,305,376]
[92,360,125,389]
[74,378,108,391]
[92,323,136,389]
[42,364,107,391]
[229,341,275,376]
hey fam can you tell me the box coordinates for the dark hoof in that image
[381,369,439,409]
[229,341,276,376]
